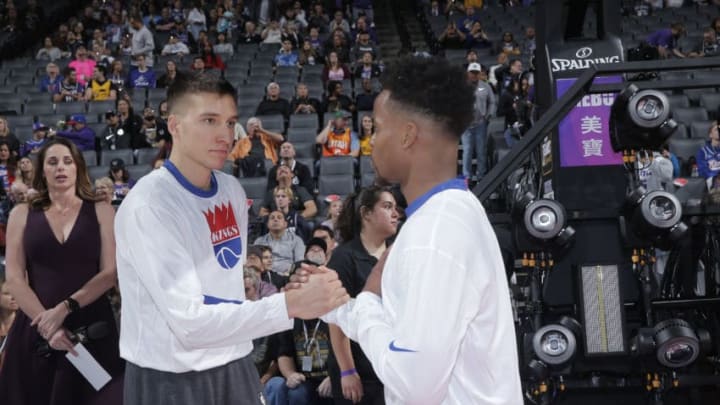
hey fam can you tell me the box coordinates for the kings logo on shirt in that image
[203,203,242,270]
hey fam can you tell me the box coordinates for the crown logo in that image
[203,203,238,233]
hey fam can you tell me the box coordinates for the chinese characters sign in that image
[557,76,624,167]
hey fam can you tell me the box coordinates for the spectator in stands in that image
[497,58,524,96]
[317,110,360,158]
[493,32,521,57]
[157,60,185,89]
[275,38,300,67]
[53,67,87,103]
[190,56,210,74]
[261,164,317,218]
[330,9,350,34]
[88,28,108,54]
[355,78,378,112]
[267,142,314,192]
[245,245,282,295]
[101,110,130,151]
[244,265,277,301]
[438,22,466,49]
[322,50,351,84]
[522,26,536,60]
[455,6,480,33]
[0,142,16,193]
[200,42,227,71]
[217,10,236,37]
[263,314,332,404]
[95,176,114,205]
[254,210,306,276]
[128,54,157,89]
[307,26,325,57]
[298,39,319,66]
[39,62,63,94]
[161,33,191,56]
[187,1,208,41]
[36,36,66,61]
[54,114,95,152]
[499,78,532,147]
[0,271,18,370]
[696,121,720,185]
[291,83,320,115]
[105,12,124,47]
[109,158,134,203]
[53,23,70,51]
[661,143,681,178]
[141,107,170,148]
[68,45,96,86]
[327,185,398,405]
[354,51,381,80]
[281,21,304,49]
[153,6,176,32]
[0,118,20,157]
[262,19,283,44]
[172,19,197,52]
[118,33,133,57]
[324,81,354,114]
[108,59,127,91]
[646,22,687,59]
[466,21,491,49]
[229,116,284,177]
[15,156,34,187]
[85,65,118,102]
[351,31,379,62]
[92,43,115,70]
[21,122,49,157]
[358,114,374,157]
[273,186,310,240]
[116,98,145,149]
[352,15,378,45]
[256,82,292,120]
[312,224,337,257]
[214,32,234,57]
[65,31,84,56]
[713,17,720,43]
[325,31,351,64]
[462,63,496,182]
[688,27,720,58]
[304,237,328,266]
[158,100,169,121]
[129,12,155,67]
[308,3,330,31]
[238,20,262,44]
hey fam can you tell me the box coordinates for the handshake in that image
[283,263,350,320]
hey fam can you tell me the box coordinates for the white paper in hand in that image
[65,342,112,391]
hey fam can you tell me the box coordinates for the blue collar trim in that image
[405,177,467,219]
[203,295,243,305]
[164,160,218,198]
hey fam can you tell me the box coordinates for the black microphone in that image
[35,321,110,358]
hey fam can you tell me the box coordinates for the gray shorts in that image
[124,355,266,405]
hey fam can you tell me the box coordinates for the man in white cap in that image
[461,62,496,185]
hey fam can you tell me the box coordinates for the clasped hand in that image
[32,304,69,341]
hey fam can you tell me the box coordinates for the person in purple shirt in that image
[128,54,157,89]
[54,114,96,151]
[646,22,687,59]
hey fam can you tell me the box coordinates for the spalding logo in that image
[203,203,242,269]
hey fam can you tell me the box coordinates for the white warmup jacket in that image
[116,162,293,372]
[325,178,523,405]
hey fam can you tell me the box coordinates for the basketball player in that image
[115,73,349,405]
[322,56,523,404]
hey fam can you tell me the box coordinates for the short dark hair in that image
[167,72,237,114]
[379,55,474,137]
[312,224,335,239]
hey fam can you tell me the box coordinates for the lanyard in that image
[302,320,321,354]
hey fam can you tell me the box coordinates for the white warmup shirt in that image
[325,178,523,405]
[116,162,293,372]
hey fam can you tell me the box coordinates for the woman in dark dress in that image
[0,138,124,404]
[327,185,399,405]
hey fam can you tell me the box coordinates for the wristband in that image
[65,297,80,313]
[340,368,357,377]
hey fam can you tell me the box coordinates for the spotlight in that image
[610,84,678,152]
[624,187,687,249]
[654,319,701,368]
[514,193,575,251]
[532,317,581,366]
